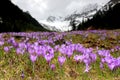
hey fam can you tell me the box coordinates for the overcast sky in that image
[11,0,110,21]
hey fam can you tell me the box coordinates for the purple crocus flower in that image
[4,46,9,52]
[46,46,54,55]
[101,58,105,63]
[104,56,113,64]
[116,57,120,67]
[30,55,37,63]
[19,42,26,49]
[108,63,115,70]
[28,48,35,54]
[58,56,66,66]
[66,49,73,58]
[54,45,60,51]
[50,64,55,71]
[8,37,15,44]
[84,63,91,73]
[44,53,54,63]
[21,71,24,78]
[100,62,104,69]
[98,50,111,57]
[74,55,84,62]
[111,49,114,52]
[83,58,91,65]
[85,48,93,53]
[59,47,66,55]
[0,41,4,46]
[90,53,97,62]
[35,46,42,56]
[12,42,18,48]
[16,48,25,54]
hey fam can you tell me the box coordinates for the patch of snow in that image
[39,20,72,32]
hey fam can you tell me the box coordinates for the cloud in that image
[11,0,110,21]
[12,0,49,19]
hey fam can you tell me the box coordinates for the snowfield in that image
[39,20,72,32]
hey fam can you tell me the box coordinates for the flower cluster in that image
[0,30,120,73]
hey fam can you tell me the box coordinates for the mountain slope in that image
[0,0,48,32]
[40,3,101,31]
[77,0,120,30]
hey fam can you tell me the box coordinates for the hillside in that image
[0,0,48,32]
[77,1,120,30]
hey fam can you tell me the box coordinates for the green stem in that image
[33,63,35,75]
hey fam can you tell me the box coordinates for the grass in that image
[0,30,120,80]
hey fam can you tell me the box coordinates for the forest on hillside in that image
[0,0,48,32]
[77,2,120,30]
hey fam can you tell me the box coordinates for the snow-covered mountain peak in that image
[39,1,120,32]
[81,3,99,13]
[47,16,64,22]
[40,3,100,32]
[99,0,120,12]
[47,16,56,22]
